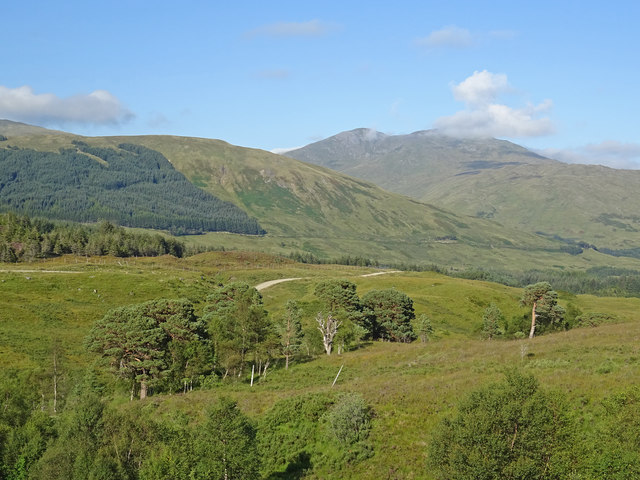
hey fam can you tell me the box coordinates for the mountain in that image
[285,128,554,197]
[0,119,63,136]
[2,121,640,271]
[285,129,640,251]
[0,138,264,235]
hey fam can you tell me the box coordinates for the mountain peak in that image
[285,127,556,196]
[338,128,388,142]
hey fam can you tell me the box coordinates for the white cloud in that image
[0,85,133,126]
[539,141,640,169]
[416,25,473,48]
[434,70,554,139]
[271,146,304,154]
[247,20,336,38]
[451,70,510,105]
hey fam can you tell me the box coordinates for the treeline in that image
[288,251,640,298]
[0,213,185,261]
[0,142,264,235]
[450,266,640,298]
[287,250,379,267]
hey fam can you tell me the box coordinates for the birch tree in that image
[278,300,304,369]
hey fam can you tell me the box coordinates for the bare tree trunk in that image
[317,313,341,355]
[285,353,289,370]
[529,301,537,339]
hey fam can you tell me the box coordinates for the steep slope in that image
[0,140,263,235]
[286,129,640,250]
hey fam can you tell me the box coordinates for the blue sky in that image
[2,0,640,168]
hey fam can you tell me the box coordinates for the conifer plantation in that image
[0,143,264,235]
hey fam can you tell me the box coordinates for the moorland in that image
[1,120,640,479]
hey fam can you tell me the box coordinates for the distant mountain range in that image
[1,120,639,271]
[286,128,640,251]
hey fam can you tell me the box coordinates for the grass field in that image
[2,252,640,478]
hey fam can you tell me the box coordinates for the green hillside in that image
[286,128,640,252]
[1,253,640,478]
[0,140,263,235]
[3,122,640,272]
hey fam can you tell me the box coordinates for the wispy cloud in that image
[0,85,134,126]
[540,141,640,169]
[147,112,170,129]
[415,25,474,49]
[246,19,337,38]
[415,25,518,50]
[434,70,554,138]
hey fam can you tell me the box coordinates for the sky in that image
[2,0,640,168]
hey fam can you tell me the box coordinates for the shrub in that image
[428,370,576,479]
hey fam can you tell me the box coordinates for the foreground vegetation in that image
[1,252,640,478]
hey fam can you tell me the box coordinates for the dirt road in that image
[254,270,401,291]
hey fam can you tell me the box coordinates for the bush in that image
[324,393,371,445]
[428,370,577,479]
[576,312,618,327]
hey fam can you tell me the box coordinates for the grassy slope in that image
[287,129,640,250]
[4,129,640,272]
[421,161,640,248]
[1,253,640,479]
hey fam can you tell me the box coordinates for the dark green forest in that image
[0,142,264,235]
[0,213,185,261]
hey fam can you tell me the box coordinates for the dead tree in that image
[316,312,341,355]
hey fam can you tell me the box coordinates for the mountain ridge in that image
[285,128,640,250]
[2,120,640,270]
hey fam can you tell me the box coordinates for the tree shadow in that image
[266,452,312,480]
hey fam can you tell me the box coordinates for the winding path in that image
[255,277,305,291]
[254,270,401,292]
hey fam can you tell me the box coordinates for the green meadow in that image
[2,252,640,478]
